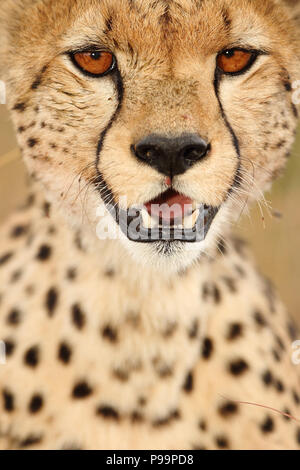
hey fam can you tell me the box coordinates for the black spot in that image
[71,304,86,330]
[13,102,26,112]
[235,264,246,278]
[292,104,298,118]
[222,8,231,29]
[217,238,227,255]
[275,335,286,352]
[199,420,207,432]
[201,337,214,360]
[156,363,173,379]
[136,398,146,410]
[7,309,22,326]
[276,140,286,149]
[4,339,15,357]
[260,416,275,433]
[0,252,13,266]
[193,444,207,451]
[24,346,39,368]
[104,268,115,278]
[188,319,199,339]
[262,370,273,387]
[74,232,84,251]
[183,372,194,393]
[43,202,51,218]
[162,322,177,338]
[72,381,93,399]
[96,405,120,420]
[29,394,44,413]
[102,325,118,343]
[287,321,298,341]
[11,225,28,238]
[105,16,113,32]
[36,244,52,261]
[27,138,38,148]
[227,322,243,341]
[10,270,23,283]
[66,267,77,281]
[222,277,237,293]
[228,359,249,376]
[19,434,42,448]
[2,389,14,412]
[202,283,221,304]
[152,409,181,427]
[31,77,42,90]
[113,369,129,382]
[131,411,144,423]
[232,237,248,256]
[215,435,230,449]
[275,379,285,393]
[272,349,281,362]
[282,408,292,421]
[253,310,267,327]
[58,342,72,364]
[18,126,26,133]
[284,81,292,92]
[218,401,239,418]
[292,390,300,406]
[45,287,58,317]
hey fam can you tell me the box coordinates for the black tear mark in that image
[94,69,124,213]
[213,70,241,197]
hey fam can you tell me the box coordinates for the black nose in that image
[132,134,210,178]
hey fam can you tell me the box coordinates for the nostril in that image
[181,142,211,164]
[132,144,162,162]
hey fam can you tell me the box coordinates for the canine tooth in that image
[141,209,158,229]
[184,209,200,229]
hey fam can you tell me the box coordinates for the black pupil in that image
[91,51,101,60]
[224,50,235,58]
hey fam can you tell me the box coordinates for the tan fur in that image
[0,0,299,450]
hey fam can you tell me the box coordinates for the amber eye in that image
[71,51,115,76]
[217,49,256,75]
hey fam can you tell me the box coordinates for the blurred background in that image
[0,104,299,323]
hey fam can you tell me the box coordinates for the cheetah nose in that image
[131,134,210,178]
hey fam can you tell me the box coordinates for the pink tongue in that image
[145,190,193,221]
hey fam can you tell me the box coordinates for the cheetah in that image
[0,0,300,450]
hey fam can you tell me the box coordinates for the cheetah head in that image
[0,0,299,272]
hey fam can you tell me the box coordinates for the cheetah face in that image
[1,0,299,270]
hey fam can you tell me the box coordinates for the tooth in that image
[184,209,199,229]
[141,209,158,229]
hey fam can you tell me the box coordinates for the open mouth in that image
[116,189,219,243]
